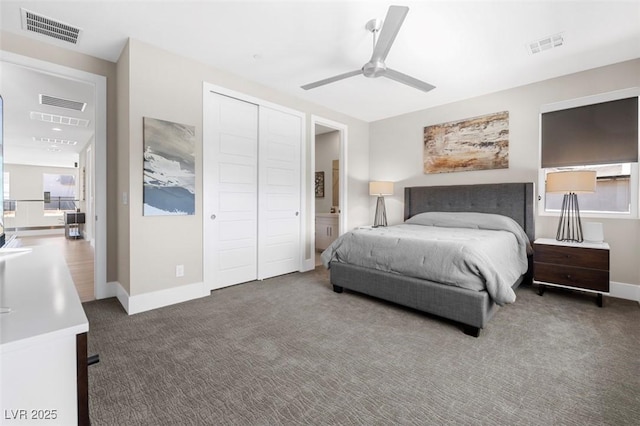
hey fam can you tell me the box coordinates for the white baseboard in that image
[104,278,638,314]
[301,258,315,272]
[114,281,208,315]
[115,282,129,313]
[81,231,95,248]
[96,280,118,299]
[610,281,640,302]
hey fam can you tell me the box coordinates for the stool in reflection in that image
[64,212,85,240]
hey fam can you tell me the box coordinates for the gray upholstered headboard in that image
[404,182,535,241]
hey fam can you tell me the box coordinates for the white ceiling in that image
[0,61,94,165]
[1,1,639,131]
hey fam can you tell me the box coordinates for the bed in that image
[323,182,535,337]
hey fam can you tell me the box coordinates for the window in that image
[43,173,77,211]
[543,164,633,215]
[540,91,639,218]
[3,171,13,214]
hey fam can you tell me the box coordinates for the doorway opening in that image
[311,116,347,267]
[1,51,107,300]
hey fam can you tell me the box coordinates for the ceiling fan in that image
[301,5,435,93]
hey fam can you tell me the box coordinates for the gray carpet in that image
[84,268,640,425]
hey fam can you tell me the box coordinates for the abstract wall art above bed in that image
[143,117,196,216]
[423,111,509,174]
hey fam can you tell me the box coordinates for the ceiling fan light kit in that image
[301,5,435,93]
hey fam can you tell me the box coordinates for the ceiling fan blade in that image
[301,69,363,90]
[384,68,436,93]
[370,6,409,63]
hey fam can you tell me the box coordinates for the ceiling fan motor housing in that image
[363,60,387,78]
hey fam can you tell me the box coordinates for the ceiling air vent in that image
[34,137,78,146]
[21,8,82,45]
[527,33,564,55]
[40,94,86,112]
[30,111,90,127]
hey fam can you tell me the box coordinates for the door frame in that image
[1,50,107,298]
[85,144,94,245]
[309,115,348,269]
[202,82,306,287]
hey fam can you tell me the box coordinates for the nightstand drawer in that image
[534,244,609,270]
[534,262,609,292]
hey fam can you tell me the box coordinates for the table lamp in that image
[369,181,393,227]
[546,170,596,242]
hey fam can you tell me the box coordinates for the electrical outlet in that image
[175,264,184,277]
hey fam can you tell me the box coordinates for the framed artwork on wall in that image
[423,111,509,174]
[315,171,325,198]
[143,117,196,216]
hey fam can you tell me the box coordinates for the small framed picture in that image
[315,171,325,198]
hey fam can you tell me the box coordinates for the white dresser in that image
[0,246,89,425]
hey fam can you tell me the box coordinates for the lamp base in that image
[556,192,584,243]
[373,196,387,227]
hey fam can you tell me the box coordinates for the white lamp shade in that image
[369,181,394,196]
[546,170,596,194]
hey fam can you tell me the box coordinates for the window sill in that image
[539,211,637,220]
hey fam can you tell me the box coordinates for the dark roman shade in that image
[541,96,638,168]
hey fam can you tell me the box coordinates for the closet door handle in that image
[295,212,299,216]
[210,214,217,220]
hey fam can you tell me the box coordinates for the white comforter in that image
[321,212,531,306]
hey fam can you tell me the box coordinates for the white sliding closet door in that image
[204,88,303,291]
[258,107,302,280]
[204,92,259,290]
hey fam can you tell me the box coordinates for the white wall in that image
[370,59,640,288]
[4,148,78,168]
[315,131,340,213]
[4,163,78,230]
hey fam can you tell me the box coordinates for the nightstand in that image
[533,238,610,307]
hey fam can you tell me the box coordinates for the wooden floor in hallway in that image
[18,234,95,302]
